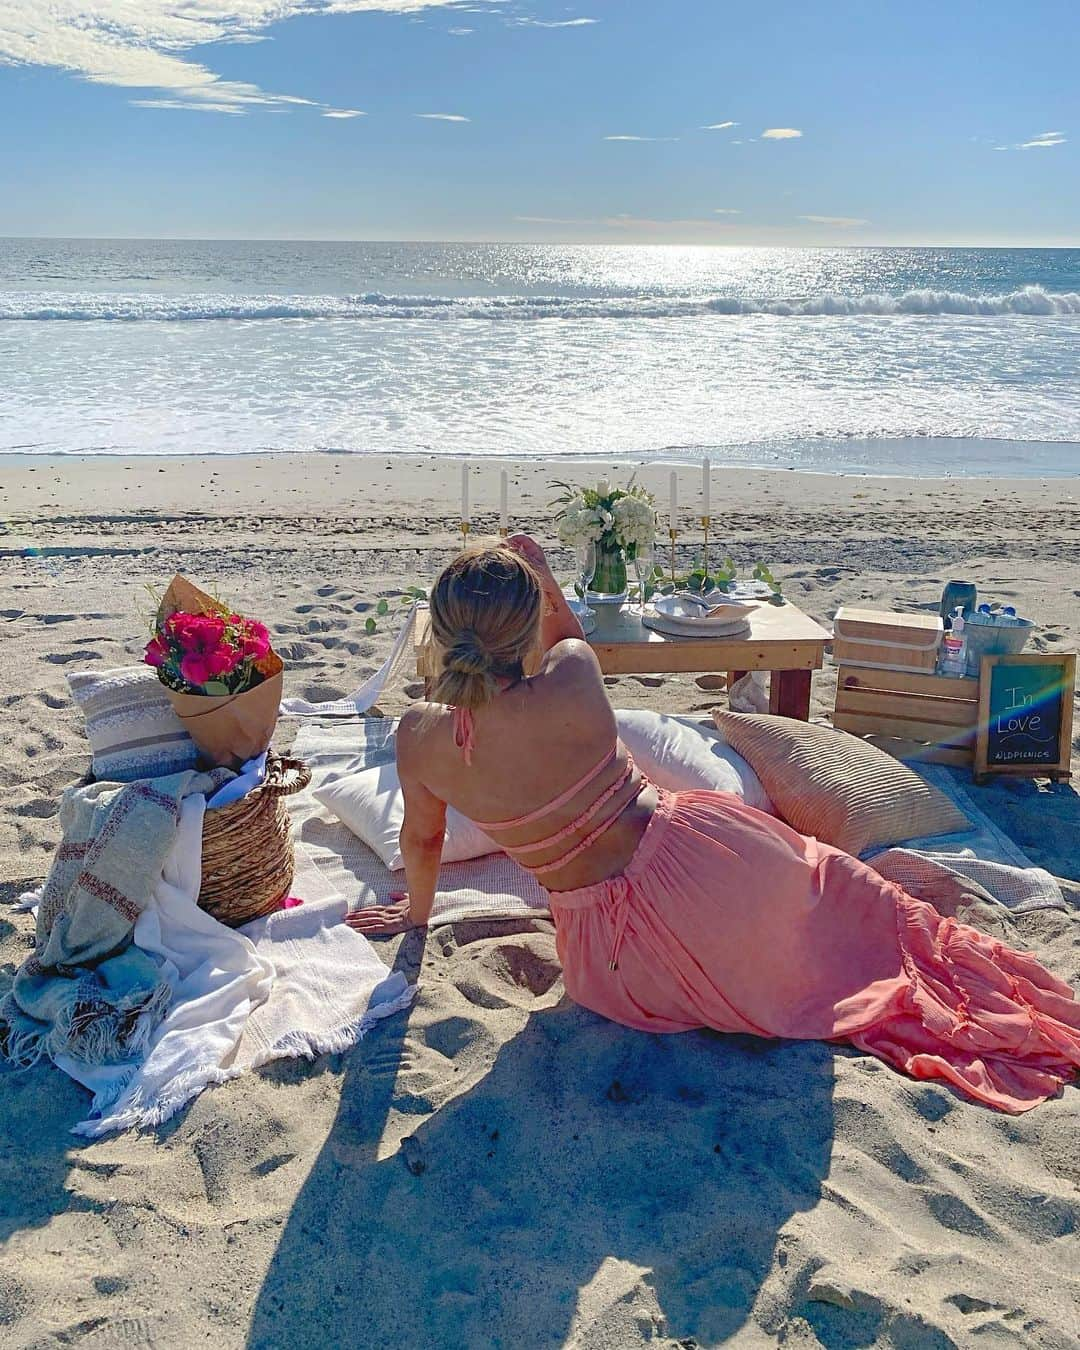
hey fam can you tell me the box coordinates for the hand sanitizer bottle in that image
[938,607,967,677]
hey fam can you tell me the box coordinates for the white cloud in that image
[448,26,474,34]
[701,121,737,130]
[604,134,679,142]
[994,130,1068,151]
[515,214,741,229]
[322,108,366,118]
[761,127,802,139]
[714,208,741,215]
[416,112,470,121]
[517,16,598,26]
[798,214,869,227]
[131,98,245,114]
[0,2,480,114]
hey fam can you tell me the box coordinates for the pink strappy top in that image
[450,706,646,878]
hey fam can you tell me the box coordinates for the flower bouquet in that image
[145,574,283,769]
[552,477,657,596]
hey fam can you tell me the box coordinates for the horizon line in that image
[2,233,1080,250]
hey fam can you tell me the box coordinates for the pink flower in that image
[240,620,271,661]
[166,612,226,651]
[144,634,170,668]
[179,654,214,686]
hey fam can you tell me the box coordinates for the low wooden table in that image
[416,600,830,721]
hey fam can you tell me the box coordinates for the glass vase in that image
[591,535,628,597]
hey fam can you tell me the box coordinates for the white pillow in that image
[314,761,499,871]
[615,710,775,814]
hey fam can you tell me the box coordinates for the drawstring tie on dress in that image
[607,876,633,971]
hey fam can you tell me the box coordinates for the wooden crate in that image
[832,665,980,767]
[831,607,942,673]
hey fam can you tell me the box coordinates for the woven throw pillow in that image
[615,710,775,814]
[67,665,199,783]
[315,762,499,871]
[711,711,969,856]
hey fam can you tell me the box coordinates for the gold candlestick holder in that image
[668,527,680,581]
[498,526,510,539]
[459,521,471,550]
[701,515,711,581]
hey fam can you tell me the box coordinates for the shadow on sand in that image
[247,947,837,1348]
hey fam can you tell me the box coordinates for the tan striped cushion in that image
[67,666,199,783]
[711,711,969,856]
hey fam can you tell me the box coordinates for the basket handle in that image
[263,755,312,797]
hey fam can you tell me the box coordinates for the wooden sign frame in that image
[974,652,1075,783]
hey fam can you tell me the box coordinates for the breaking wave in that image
[2,284,1079,322]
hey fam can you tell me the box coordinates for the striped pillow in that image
[712,711,969,856]
[67,666,199,783]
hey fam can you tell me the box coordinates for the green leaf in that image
[376,598,390,616]
[203,680,230,696]
[365,617,377,635]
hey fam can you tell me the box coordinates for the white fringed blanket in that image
[56,801,414,1137]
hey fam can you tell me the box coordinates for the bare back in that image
[396,639,657,890]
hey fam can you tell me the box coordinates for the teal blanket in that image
[0,768,227,1068]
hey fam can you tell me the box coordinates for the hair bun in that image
[445,629,493,677]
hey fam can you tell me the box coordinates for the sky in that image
[0,0,1077,244]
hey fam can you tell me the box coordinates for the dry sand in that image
[1,454,1078,1348]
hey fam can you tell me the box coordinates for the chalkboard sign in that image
[975,653,1075,782]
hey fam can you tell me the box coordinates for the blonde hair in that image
[426,543,543,712]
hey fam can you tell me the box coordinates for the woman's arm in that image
[506,533,584,652]
[396,773,447,926]
[344,721,446,936]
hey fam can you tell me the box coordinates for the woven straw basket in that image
[198,753,311,928]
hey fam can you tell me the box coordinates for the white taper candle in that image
[460,461,470,522]
[499,469,509,529]
[669,470,678,530]
[701,457,711,516]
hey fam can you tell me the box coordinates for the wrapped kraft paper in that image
[157,574,283,770]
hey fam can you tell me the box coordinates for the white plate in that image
[651,593,760,630]
[642,608,752,639]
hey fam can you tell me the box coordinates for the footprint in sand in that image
[453,935,563,1012]
[275,641,317,661]
[299,683,346,703]
[13,798,59,819]
[44,650,100,664]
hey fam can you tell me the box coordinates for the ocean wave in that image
[2,284,1079,322]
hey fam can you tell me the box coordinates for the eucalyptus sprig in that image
[363,585,429,635]
[651,559,784,605]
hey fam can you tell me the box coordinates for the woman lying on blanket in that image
[346,537,1080,1113]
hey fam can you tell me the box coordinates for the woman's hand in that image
[507,532,554,580]
[507,533,561,603]
[344,893,423,937]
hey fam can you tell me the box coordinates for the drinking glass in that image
[632,542,654,612]
[575,539,597,616]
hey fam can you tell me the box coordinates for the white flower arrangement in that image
[552,478,657,560]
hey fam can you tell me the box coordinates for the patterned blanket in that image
[0,768,228,1067]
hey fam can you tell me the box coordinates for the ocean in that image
[1,239,1077,476]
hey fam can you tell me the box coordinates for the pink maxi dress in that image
[453,712,1080,1114]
